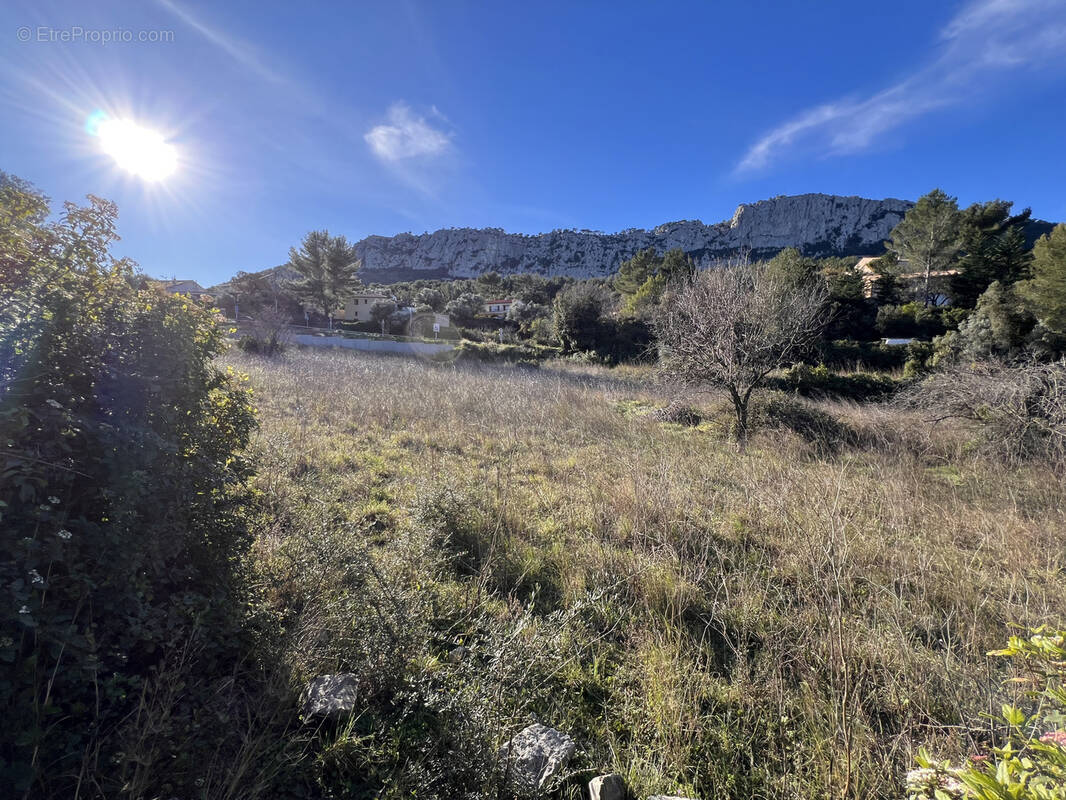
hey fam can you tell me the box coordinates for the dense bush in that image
[932,281,1066,364]
[0,178,257,796]
[816,339,910,370]
[553,283,653,363]
[876,302,969,339]
[769,363,902,402]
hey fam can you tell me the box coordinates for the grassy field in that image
[228,345,1066,800]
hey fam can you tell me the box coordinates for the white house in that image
[483,298,514,318]
[342,291,393,322]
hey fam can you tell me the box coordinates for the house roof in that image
[163,280,206,294]
[484,298,514,304]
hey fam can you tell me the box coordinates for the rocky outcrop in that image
[356,194,913,281]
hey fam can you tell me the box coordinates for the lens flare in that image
[89,113,178,181]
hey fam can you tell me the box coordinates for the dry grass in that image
[228,345,1066,800]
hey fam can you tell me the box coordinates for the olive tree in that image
[653,260,827,443]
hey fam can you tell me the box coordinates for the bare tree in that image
[244,307,292,356]
[900,359,1066,469]
[653,260,828,443]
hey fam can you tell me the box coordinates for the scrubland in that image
[226,346,1066,799]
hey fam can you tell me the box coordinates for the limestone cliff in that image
[355,193,913,281]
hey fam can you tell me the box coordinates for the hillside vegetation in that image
[227,346,1064,799]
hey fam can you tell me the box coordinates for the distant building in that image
[483,298,514,318]
[341,291,393,323]
[161,279,208,299]
[854,256,957,305]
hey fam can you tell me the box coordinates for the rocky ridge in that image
[355,193,914,281]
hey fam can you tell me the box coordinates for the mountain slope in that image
[356,193,914,281]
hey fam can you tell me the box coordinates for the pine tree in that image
[614,248,661,297]
[286,230,362,329]
[1023,223,1066,334]
[888,189,961,306]
[950,201,1033,307]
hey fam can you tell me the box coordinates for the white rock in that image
[301,673,359,719]
[353,194,912,280]
[589,772,626,800]
[498,722,576,794]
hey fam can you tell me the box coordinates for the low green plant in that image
[908,627,1066,800]
[816,339,911,370]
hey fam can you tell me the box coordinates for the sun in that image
[90,114,178,182]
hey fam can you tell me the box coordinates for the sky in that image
[2,0,1065,286]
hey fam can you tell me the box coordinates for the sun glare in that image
[89,113,178,182]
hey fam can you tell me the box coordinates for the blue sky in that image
[2,0,1065,285]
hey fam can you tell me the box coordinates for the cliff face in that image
[355,193,914,281]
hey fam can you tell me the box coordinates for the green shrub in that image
[238,332,272,353]
[413,484,487,574]
[903,341,936,378]
[908,627,1066,800]
[769,363,902,402]
[0,179,257,796]
[817,339,910,370]
[876,302,969,339]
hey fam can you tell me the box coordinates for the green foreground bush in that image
[0,178,257,796]
[908,627,1066,800]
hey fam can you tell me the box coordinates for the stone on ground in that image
[301,673,359,719]
[498,722,576,794]
[589,772,626,800]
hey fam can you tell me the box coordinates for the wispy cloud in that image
[364,102,451,162]
[736,0,1066,174]
[155,0,293,90]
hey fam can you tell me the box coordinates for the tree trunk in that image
[729,386,750,449]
